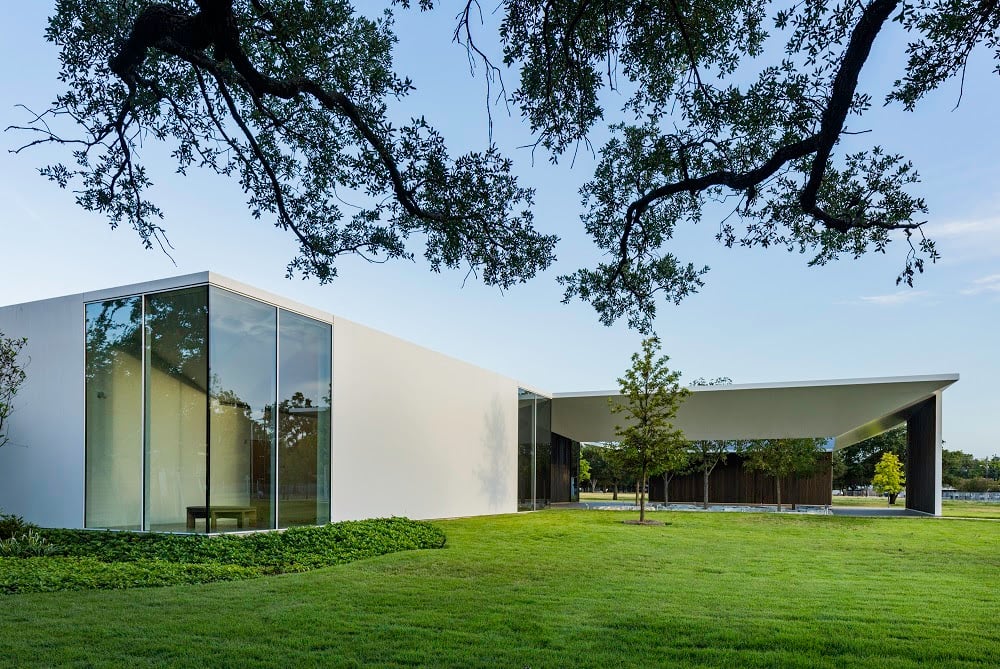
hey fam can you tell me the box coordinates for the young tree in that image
[687,377,733,508]
[610,336,689,523]
[872,452,906,505]
[583,443,625,497]
[578,456,591,492]
[581,445,604,492]
[17,0,999,330]
[833,427,907,491]
[689,440,730,510]
[0,332,29,449]
[653,446,691,505]
[740,438,826,511]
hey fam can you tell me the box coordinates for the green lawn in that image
[833,496,1000,518]
[581,492,1000,519]
[581,490,637,501]
[2,510,998,668]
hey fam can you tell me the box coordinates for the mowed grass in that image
[2,510,998,668]
[833,496,1000,518]
[581,491,1000,519]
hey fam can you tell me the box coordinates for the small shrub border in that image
[0,511,37,540]
[0,557,260,594]
[0,530,57,557]
[1,517,445,594]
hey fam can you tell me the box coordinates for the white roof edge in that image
[82,271,212,304]
[517,383,553,399]
[554,373,960,398]
[204,272,335,323]
[3,270,533,389]
[5,271,335,324]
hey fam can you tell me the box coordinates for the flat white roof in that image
[552,374,958,448]
[554,373,959,398]
[2,273,957,443]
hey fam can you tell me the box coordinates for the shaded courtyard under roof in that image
[551,374,958,515]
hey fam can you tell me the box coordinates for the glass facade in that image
[517,389,536,510]
[84,285,332,532]
[550,432,581,503]
[85,298,143,530]
[145,287,209,532]
[535,397,551,507]
[517,389,553,511]
[277,311,332,527]
[209,288,277,531]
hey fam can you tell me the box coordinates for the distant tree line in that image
[832,428,1000,492]
[581,437,827,511]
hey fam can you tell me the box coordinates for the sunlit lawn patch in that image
[1,510,997,668]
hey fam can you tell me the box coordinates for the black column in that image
[905,394,941,515]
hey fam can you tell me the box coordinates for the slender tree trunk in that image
[703,465,710,510]
[612,483,618,500]
[635,480,640,505]
[663,472,670,504]
[775,477,783,512]
[639,465,647,523]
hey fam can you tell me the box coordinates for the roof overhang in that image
[551,374,958,449]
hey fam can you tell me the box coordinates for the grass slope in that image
[2,510,998,668]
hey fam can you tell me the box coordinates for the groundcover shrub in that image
[0,530,57,558]
[0,557,260,594]
[0,518,445,594]
[0,511,37,540]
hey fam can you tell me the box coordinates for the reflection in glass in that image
[83,285,335,532]
[517,389,536,510]
[144,287,209,532]
[85,298,143,530]
[209,288,276,531]
[277,311,331,527]
[535,398,552,507]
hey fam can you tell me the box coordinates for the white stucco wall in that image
[0,295,85,528]
[1,273,523,529]
[331,318,519,521]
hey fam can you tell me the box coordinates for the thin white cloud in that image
[858,290,930,306]
[922,215,1000,264]
[930,218,1000,239]
[960,274,1000,295]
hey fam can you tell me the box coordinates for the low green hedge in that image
[0,557,260,594]
[1,518,445,594]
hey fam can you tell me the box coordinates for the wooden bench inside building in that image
[185,506,257,531]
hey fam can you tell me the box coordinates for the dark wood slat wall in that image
[649,453,833,506]
[905,396,938,514]
[550,432,576,503]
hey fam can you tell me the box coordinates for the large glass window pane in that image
[277,311,331,527]
[209,288,276,532]
[535,397,552,508]
[85,298,143,530]
[144,287,209,532]
[517,389,536,510]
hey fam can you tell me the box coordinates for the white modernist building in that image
[0,272,957,531]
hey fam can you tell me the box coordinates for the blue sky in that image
[0,4,997,457]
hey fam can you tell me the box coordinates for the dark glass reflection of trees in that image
[85,287,332,531]
[85,298,142,530]
[278,312,331,527]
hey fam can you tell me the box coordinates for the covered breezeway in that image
[551,374,958,515]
